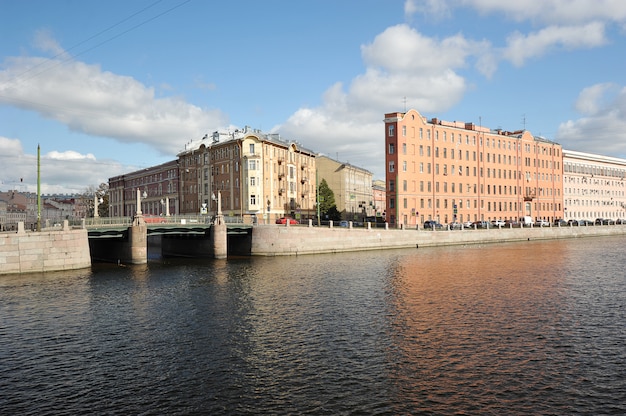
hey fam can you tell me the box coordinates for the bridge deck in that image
[85,216,252,238]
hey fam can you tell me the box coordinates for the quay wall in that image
[250,223,626,256]
[0,221,91,275]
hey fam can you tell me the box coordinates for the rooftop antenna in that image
[522,114,526,130]
[403,96,407,112]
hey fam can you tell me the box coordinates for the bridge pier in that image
[128,221,147,264]
[211,192,227,259]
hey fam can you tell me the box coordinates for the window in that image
[388,143,395,154]
[389,161,395,172]
[249,160,257,170]
[402,143,407,154]
[249,143,255,154]
[402,161,407,172]
[250,177,256,186]
[402,125,406,136]
[388,125,395,136]
[250,194,256,205]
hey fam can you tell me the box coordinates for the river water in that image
[1,236,625,415]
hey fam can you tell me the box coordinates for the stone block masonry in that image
[250,223,626,256]
[0,221,91,275]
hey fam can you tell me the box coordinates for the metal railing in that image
[83,214,247,229]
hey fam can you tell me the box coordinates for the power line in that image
[2,0,192,89]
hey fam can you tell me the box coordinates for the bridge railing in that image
[83,214,244,229]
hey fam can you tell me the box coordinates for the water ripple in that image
[1,237,625,414]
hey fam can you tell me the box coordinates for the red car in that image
[144,215,167,224]
[276,217,298,225]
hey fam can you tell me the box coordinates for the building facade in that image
[384,110,564,227]
[563,150,626,222]
[316,156,375,221]
[372,179,387,221]
[177,127,317,223]
[108,160,180,218]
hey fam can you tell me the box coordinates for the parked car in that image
[505,219,519,227]
[492,219,506,227]
[472,220,491,229]
[579,219,594,226]
[616,219,625,224]
[276,217,298,225]
[448,221,462,230]
[567,219,579,226]
[535,219,550,227]
[144,215,167,224]
[339,220,349,227]
[423,220,443,230]
[462,220,474,228]
[554,219,568,227]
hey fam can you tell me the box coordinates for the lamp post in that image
[133,189,147,225]
[94,195,103,218]
[160,197,170,216]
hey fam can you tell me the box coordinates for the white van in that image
[522,216,533,226]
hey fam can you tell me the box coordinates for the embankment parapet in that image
[251,224,626,256]
[0,221,91,275]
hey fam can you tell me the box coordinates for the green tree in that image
[317,178,340,220]
[83,182,109,217]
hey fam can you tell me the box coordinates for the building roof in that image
[177,126,317,157]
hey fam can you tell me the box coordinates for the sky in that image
[2,0,626,195]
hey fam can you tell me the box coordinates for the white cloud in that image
[404,0,450,20]
[451,0,626,25]
[278,24,481,179]
[556,84,626,157]
[574,83,618,115]
[46,150,97,161]
[0,136,24,156]
[503,22,607,66]
[0,136,137,194]
[32,29,66,56]
[0,55,229,157]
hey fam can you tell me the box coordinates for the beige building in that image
[316,156,374,221]
[177,127,317,223]
[563,150,626,222]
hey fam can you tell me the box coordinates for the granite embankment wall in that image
[251,223,626,256]
[0,221,91,275]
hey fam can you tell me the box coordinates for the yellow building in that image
[384,110,564,227]
[316,156,374,221]
[177,127,317,223]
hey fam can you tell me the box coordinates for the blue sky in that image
[2,0,626,194]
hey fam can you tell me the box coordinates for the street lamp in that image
[160,197,170,216]
[94,195,103,218]
[133,189,147,225]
